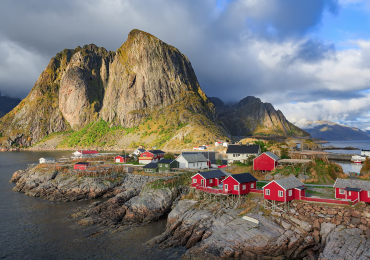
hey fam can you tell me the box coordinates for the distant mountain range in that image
[302,120,370,141]
[209,96,309,137]
[0,94,21,118]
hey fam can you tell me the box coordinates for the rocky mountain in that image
[0,94,21,118]
[0,29,229,149]
[302,120,370,141]
[209,96,309,137]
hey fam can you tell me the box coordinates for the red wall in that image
[222,177,256,195]
[335,188,346,199]
[191,174,219,187]
[115,156,127,163]
[360,190,370,203]
[347,190,359,201]
[74,163,90,170]
[253,154,277,171]
[264,181,286,202]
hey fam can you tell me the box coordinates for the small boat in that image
[351,155,366,163]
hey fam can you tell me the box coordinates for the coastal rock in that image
[319,228,370,259]
[147,199,314,259]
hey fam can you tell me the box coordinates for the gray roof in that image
[334,178,370,191]
[264,152,280,161]
[274,176,304,190]
[178,153,208,163]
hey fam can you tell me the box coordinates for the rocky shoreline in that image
[10,167,370,259]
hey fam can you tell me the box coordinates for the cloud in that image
[2,0,370,129]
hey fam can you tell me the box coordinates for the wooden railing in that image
[250,189,263,194]
[195,185,232,195]
[300,196,358,205]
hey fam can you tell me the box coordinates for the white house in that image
[215,142,222,146]
[131,148,146,157]
[175,153,209,169]
[226,144,260,164]
[73,150,99,158]
[39,157,56,164]
[193,146,206,150]
[223,142,229,147]
[361,150,370,157]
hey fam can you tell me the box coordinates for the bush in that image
[216,159,222,165]
[254,141,268,153]
[164,153,175,160]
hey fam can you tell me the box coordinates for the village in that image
[37,140,370,212]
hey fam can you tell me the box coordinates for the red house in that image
[139,150,165,164]
[115,155,130,163]
[334,178,370,202]
[253,152,280,171]
[263,176,305,202]
[74,162,91,170]
[222,172,257,195]
[191,170,227,187]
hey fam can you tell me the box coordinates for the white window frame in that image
[251,183,254,189]
[289,190,292,196]
[265,189,270,195]
[368,191,370,198]
[278,190,283,197]
[339,189,345,195]
[349,191,351,196]
[234,185,239,191]
[225,184,228,191]
[242,185,246,190]
[210,179,213,184]
[193,179,197,183]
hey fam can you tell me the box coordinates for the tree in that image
[280,147,289,159]
[361,157,370,175]
[246,155,256,166]
[164,152,175,160]
[253,140,268,153]
[216,159,222,165]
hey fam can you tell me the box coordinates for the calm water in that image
[0,151,184,259]
[321,141,370,174]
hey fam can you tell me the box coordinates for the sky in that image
[1,0,370,130]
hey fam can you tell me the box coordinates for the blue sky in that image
[1,0,370,130]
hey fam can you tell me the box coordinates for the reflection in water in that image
[335,161,362,174]
[0,151,184,259]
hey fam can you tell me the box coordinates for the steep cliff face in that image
[0,30,229,149]
[210,96,309,137]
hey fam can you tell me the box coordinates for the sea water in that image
[0,151,185,259]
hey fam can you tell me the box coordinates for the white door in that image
[201,179,204,187]
[225,184,228,191]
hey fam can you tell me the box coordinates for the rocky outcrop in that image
[72,187,188,227]
[0,29,229,149]
[210,96,309,137]
[146,199,315,259]
[10,166,157,202]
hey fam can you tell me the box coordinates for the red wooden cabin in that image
[334,178,370,202]
[139,150,165,164]
[115,155,130,163]
[74,162,91,170]
[253,152,280,171]
[222,172,257,195]
[263,176,305,202]
[191,170,227,187]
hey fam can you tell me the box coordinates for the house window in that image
[278,190,283,197]
[349,191,351,196]
[242,185,246,190]
[210,179,213,184]
[265,189,270,195]
[368,191,370,197]
[251,183,254,189]
[289,190,292,196]
[193,179,197,183]
[143,154,146,157]
[166,164,168,167]
[234,185,239,191]
[225,184,228,190]
[339,189,344,195]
